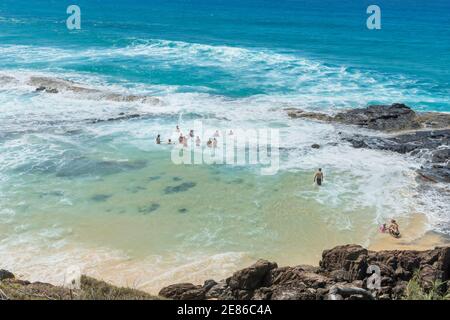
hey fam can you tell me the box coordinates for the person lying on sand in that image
[388,219,401,238]
[314,168,324,186]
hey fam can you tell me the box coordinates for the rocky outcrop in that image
[288,104,449,183]
[158,245,450,300]
[287,103,449,132]
[0,274,160,300]
[28,76,161,104]
[341,129,450,183]
[0,269,15,281]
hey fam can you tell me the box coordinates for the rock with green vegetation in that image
[0,274,161,300]
[159,245,450,300]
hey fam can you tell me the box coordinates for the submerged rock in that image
[29,76,160,104]
[90,194,112,202]
[164,182,197,194]
[138,203,160,214]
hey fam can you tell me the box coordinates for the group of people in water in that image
[157,127,401,239]
[156,126,236,148]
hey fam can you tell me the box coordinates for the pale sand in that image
[369,212,450,252]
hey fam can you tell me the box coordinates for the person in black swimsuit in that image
[314,168,324,186]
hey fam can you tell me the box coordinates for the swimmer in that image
[388,219,401,238]
[314,168,324,186]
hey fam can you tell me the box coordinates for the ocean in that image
[0,0,449,293]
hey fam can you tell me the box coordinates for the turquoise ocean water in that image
[0,0,449,292]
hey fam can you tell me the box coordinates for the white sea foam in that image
[0,39,448,290]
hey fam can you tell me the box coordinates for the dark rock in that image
[252,287,272,300]
[431,148,450,164]
[333,104,420,131]
[287,104,433,132]
[158,283,205,300]
[205,280,234,300]
[91,113,141,124]
[35,86,58,93]
[320,245,368,281]
[90,194,112,202]
[287,109,333,122]
[0,269,15,281]
[227,259,277,291]
[342,130,450,183]
[392,281,408,298]
[270,286,316,300]
[203,279,217,292]
[158,245,450,300]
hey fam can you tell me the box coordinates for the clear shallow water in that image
[0,0,449,292]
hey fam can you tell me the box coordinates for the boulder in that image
[158,283,205,300]
[333,104,420,131]
[0,269,15,281]
[320,245,368,281]
[227,259,277,291]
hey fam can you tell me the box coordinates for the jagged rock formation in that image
[159,245,450,300]
[287,104,449,183]
[287,103,449,132]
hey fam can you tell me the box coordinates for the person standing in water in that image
[314,168,324,186]
[156,134,161,144]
